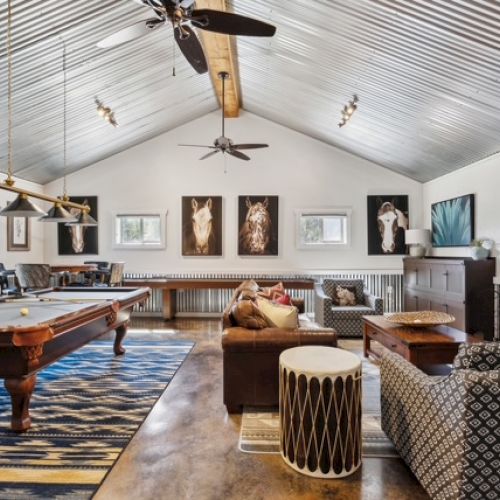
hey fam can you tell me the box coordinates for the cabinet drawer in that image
[428,298,465,330]
[404,290,430,311]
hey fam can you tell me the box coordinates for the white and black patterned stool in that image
[279,346,362,478]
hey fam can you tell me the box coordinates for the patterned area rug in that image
[0,340,193,499]
[239,343,398,458]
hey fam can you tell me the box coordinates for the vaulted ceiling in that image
[1,0,499,185]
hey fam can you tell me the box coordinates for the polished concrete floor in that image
[95,318,429,500]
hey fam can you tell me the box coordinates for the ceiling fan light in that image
[39,202,78,222]
[0,193,47,217]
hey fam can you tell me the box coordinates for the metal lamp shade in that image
[405,229,431,245]
[65,210,97,227]
[39,203,77,222]
[0,193,47,217]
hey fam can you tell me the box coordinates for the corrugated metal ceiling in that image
[0,0,217,184]
[1,0,499,184]
[234,0,500,182]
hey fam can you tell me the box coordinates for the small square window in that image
[113,212,166,249]
[296,208,351,249]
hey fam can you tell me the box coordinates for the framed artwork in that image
[58,196,98,255]
[367,195,409,255]
[238,196,279,256]
[431,194,474,247]
[7,216,30,251]
[182,196,222,256]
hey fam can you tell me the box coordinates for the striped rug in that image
[238,342,398,458]
[0,340,193,499]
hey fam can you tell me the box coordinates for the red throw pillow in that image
[258,282,285,300]
[275,294,292,306]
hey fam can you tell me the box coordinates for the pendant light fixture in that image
[40,39,77,223]
[0,1,91,218]
[0,0,47,218]
[65,209,98,227]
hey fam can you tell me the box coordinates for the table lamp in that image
[405,229,430,258]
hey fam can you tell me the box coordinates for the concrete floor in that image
[95,318,429,500]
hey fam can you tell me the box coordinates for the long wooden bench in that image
[122,278,315,320]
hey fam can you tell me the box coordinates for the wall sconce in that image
[95,97,118,127]
[338,95,358,128]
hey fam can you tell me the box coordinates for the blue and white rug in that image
[0,340,193,499]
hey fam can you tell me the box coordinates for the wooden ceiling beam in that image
[197,0,241,118]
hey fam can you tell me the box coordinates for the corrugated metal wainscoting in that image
[125,272,404,317]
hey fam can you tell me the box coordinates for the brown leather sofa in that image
[221,284,337,413]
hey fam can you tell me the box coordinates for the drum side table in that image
[279,346,362,478]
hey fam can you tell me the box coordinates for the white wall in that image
[0,177,45,268]
[422,152,500,274]
[43,111,422,274]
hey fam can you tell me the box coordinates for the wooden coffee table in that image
[362,315,479,370]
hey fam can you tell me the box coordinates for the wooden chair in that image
[95,262,124,287]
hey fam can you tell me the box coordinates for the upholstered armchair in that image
[314,279,383,337]
[381,343,500,500]
[15,264,51,291]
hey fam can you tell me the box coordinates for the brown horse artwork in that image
[238,196,278,256]
[182,196,222,256]
[57,196,98,255]
[367,195,409,255]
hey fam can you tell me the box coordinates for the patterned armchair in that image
[381,343,500,500]
[314,279,383,337]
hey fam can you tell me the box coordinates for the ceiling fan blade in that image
[190,10,276,37]
[200,150,221,160]
[178,144,216,148]
[232,143,269,150]
[174,25,208,74]
[97,19,163,48]
[227,149,251,161]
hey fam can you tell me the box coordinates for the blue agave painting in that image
[431,194,474,247]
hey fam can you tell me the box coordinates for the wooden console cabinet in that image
[403,257,495,340]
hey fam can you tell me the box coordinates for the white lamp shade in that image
[405,229,430,245]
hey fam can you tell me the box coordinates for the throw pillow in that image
[258,282,285,300]
[256,297,298,329]
[231,299,269,329]
[331,285,357,307]
[237,279,260,294]
[275,294,292,306]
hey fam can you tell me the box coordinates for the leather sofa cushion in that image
[231,298,268,329]
[222,324,337,352]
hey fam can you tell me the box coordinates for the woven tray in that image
[385,311,455,328]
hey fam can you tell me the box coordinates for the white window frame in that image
[295,207,352,250]
[112,210,167,250]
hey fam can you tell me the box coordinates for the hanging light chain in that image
[6,0,14,186]
[62,38,68,199]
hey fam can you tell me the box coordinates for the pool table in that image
[0,287,150,432]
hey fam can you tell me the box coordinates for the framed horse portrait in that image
[238,196,279,256]
[367,195,409,255]
[57,196,98,255]
[182,196,222,256]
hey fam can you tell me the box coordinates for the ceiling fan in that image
[179,72,269,161]
[97,0,276,74]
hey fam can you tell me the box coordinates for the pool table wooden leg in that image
[4,374,36,432]
[114,322,128,356]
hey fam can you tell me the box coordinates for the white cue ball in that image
[20,307,29,316]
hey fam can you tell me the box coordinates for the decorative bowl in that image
[385,311,455,328]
